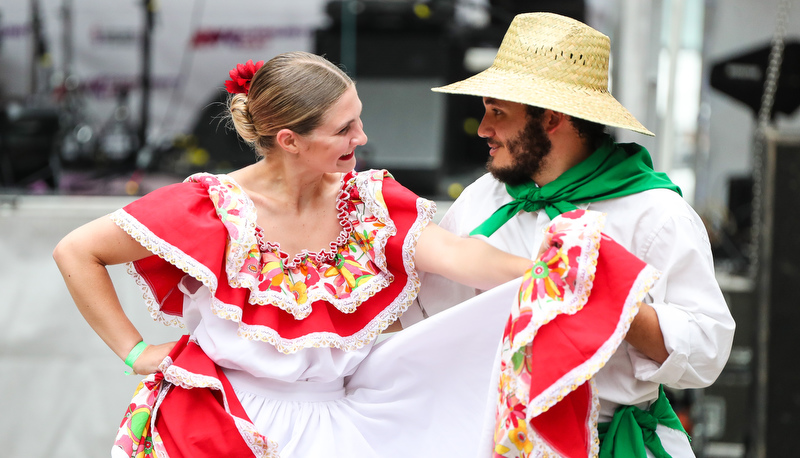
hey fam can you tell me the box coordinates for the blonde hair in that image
[228,52,354,155]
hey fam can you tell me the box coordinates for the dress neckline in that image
[224,171,358,269]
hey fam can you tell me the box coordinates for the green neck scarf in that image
[597,385,690,458]
[470,136,682,237]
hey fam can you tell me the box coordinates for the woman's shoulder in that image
[123,175,215,214]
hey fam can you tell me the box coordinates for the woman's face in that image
[297,85,367,173]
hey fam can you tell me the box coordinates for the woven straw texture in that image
[433,13,654,136]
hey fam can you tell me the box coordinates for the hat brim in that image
[432,66,654,137]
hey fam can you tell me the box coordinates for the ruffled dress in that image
[485,209,662,457]
[108,169,519,458]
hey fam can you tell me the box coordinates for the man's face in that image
[478,98,552,185]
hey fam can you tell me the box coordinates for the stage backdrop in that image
[0,0,328,146]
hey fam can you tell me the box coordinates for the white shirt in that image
[408,172,736,424]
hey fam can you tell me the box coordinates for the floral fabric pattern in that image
[185,171,397,321]
[112,344,280,458]
[112,373,163,458]
[492,209,660,458]
[494,209,603,458]
[112,168,435,354]
[509,210,603,357]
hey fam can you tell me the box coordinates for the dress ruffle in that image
[112,335,280,458]
[492,209,660,458]
[111,169,435,354]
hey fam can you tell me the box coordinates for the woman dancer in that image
[54,52,529,457]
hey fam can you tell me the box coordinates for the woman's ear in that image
[275,128,300,153]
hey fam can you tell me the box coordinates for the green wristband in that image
[124,341,148,375]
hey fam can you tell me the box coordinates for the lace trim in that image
[150,382,173,458]
[111,208,224,328]
[510,211,605,354]
[243,271,394,321]
[123,262,185,328]
[524,379,600,457]
[526,264,661,416]
[158,347,280,457]
[588,379,601,458]
[234,417,281,458]
[231,195,436,354]
[164,364,224,391]
[255,228,351,269]
[186,173,261,291]
[192,171,402,321]
[354,170,396,272]
[157,356,174,373]
[251,174,357,269]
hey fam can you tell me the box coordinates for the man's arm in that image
[629,209,735,388]
[625,303,669,364]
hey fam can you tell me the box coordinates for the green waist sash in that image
[598,385,690,458]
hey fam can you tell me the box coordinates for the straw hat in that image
[432,12,654,136]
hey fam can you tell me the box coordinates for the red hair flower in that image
[225,59,264,95]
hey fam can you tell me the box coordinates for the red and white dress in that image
[108,169,518,458]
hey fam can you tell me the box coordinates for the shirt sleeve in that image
[628,211,736,388]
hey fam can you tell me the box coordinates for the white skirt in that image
[227,279,519,458]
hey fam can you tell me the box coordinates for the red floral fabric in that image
[111,170,434,354]
[493,209,660,458]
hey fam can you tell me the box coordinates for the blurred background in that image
[1,0,799,457]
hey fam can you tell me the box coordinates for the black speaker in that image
[0,106,60,188]
[322,0,453,32]
[190,90,256,171]
[489,0,586,26]
[751,132,800,457]
[438,26,506,177]
[315,18,452,197]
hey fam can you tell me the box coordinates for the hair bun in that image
[228,93,260,144]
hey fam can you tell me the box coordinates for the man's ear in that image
[542,110,568,134]
[275,128,300,153]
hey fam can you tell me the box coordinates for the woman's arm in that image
[53,216,176,374]
[415,222,530,290]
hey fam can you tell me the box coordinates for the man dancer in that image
[411,12,735,457]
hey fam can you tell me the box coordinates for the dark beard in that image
[486,114,552,186]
